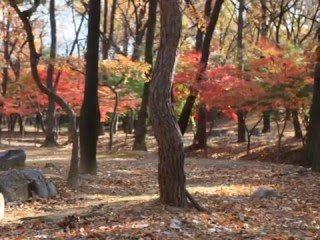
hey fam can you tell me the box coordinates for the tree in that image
[237,0,246,143]
[178,0,224,144]
[9,0,80,188]
[305,28,320,170]
[149,0,187,206]
[132,0,157,151]
[43,0,58,147]
[79,0,101,175]
[149,0,207,212]
[100,55,150,150]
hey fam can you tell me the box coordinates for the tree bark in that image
[79,0,101,175]
[305,30,320,170]
[149,0,187,207]
[191,0,213,150]
[192,106,207,149]
[259,0,271,133]
[292,109,303,139]
[9,0,80,188]
[262,111,271,133]
[133,0,157,151]
[43,0,58,147]
[104,0,117,59]
[102,0,108,59]
[108,88,118,150]
[178,0,224,135]
[237,110,246,143]
[195,0,212,51]
[237,0,245,143]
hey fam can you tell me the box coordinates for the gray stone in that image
[22,168,44,181]
[0,149,26,171]
[0,170,29,202]
[22,169,57,198]
[47,182,57,197]
[29,180,49,198]
[0,169,58,202]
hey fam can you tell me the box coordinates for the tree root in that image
[186,190,211,214]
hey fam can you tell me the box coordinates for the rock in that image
[47,181,57,197]
[29,180,49,198]
[251,187,280,199]
[22,169,57,198]
[0,170,29,202]
[0,192,4,219]
[0,149,26,171]
[22,168,45,181]
[0,169,58,202]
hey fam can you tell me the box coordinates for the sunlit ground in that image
[0,123,319,239]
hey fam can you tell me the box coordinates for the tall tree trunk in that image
[43,0,58,147]
[104,0,117,59]
[191,0,212,150]
[133,0,157,151]
[236,0,246,143]
[132,2,147,61]
[195,0,212,51]
[102,0,108,59]
[259,0,271,133]
[2,12,11,96]
[178,0,224,135]
[9,0,80,188]
[292,109,303,139]
[79,0,101,175]
[305,29,320,170]
[149,0,187,207]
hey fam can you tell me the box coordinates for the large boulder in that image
[0,169,29,202]
[0,149,26,171]
[22,169,57,198]
[0,169,57,202]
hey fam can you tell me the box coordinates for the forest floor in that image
[0,118,319,239]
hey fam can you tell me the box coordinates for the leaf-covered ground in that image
[0,119,319,239]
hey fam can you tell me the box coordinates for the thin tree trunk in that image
[133,0,157,151]
[237,0,245,143]
[109,89,118,150]
[79,0,101,175]
[178,0,224,135]
[191,0,213,150]
[102,0,108,59]
[292,109,303,139]
[195,0,212,51]
[192,106,207,149]
[259,0,271,133]
[237,110,246,143]
[43,0,58,147]
[262,110,271,133]
[104,0,117,58]
[9,0,80,188]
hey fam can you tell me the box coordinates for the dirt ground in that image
[0,118,319,239]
